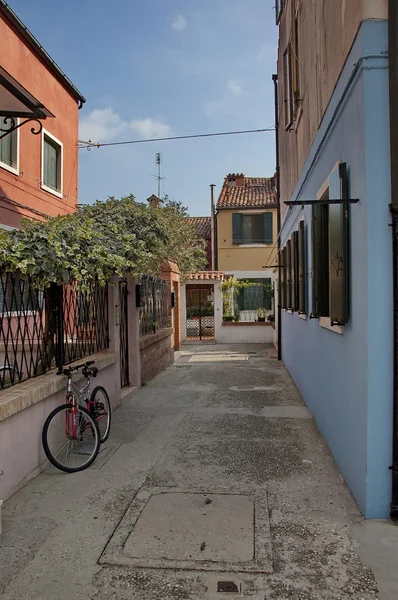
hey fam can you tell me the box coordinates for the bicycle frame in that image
[65,373,91,439]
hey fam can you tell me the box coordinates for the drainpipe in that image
[210,184,216,271]
[389,0,398,522]
[272,73,282,361]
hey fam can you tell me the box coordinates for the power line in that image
[78,127,275,150]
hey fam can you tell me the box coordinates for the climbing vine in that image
[0,195,206,288]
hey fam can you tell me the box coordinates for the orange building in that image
[0,2,85,229]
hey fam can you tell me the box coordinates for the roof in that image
[187,271,224,281]
[0,1,86,106]
[187,216,211,239]
[216,175,277,209]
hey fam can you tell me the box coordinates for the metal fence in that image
[139,275,170,336]
[0,273,109,390]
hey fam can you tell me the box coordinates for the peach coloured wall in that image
[0,11,80,227]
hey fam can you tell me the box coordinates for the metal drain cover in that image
[100,487,273,573]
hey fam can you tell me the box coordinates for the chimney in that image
[226,173,244,187]
[147,194,163,208]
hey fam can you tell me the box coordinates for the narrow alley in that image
[1,344,394,600]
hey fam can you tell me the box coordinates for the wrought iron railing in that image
[139,275,170,336]
[0,273,109,390]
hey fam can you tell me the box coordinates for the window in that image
[0,117,19,174]
[311,163,349,327]
[275,0,285,23]
[298,220,307,313]
[0,274,43,315]
[283,47,293,127]
[232,212,273,245]
[283,3,301,128]
[281,222,307,314]
[42,130,62,197]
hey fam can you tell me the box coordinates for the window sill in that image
[222,321,271,327]
[0,161,19,176]
[41,183,63,199]
[238,243,271,248]
[318,317,344,335]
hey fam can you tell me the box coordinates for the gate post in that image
[126,277,141,388]
[160,261,181,351]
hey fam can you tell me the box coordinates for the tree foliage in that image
[0,195,206,287]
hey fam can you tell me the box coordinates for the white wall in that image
[216,324,274,344]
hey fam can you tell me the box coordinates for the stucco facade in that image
[278,0,388,212]
[0,5,84,228]
[216,208,278,272]
[277,1,391,518]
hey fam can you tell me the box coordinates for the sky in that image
[8,0,278,217]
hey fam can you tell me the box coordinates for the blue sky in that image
[9,0,278,216]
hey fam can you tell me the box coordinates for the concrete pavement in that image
[1,344,397,600]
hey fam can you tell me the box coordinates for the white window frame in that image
[0,118,20,176]
[41,128,63,199]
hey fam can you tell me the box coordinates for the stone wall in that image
[140,328,174,385]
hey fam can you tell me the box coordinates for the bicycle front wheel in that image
[42,404,100,473]
[90,386,111,443]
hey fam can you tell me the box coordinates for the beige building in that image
[216,173,278,274]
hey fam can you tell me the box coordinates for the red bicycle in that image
[42,361,111,473]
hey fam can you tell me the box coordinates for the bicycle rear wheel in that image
[42,404,100,473]
[90,386,111,443]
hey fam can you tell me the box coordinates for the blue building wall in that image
[281,21,392,518]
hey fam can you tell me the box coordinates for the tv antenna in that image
[154,152,166,198]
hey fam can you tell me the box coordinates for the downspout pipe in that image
[272,73,282,361]
[388,0,398,522]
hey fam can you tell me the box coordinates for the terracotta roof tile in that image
[187,216,211,239]
[187,271,224,281]
[216,175,277,209]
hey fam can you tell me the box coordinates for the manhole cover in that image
[100,487,273,573]
[124,492,253,562]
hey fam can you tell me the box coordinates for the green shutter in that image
[232,213,243,244]
[43,137,58,190]
[286,239,292,309]
[291,231,299,311]
[263,212,273,244]
[311,203,329,317]
[298,220,307,313]
[328,163,349,325]
[280,247,286,308]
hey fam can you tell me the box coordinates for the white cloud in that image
[79,107,127,142]
[130,118,171,140]
[228,79,242,97]
[80,109,171,143]
[172,14,187,31]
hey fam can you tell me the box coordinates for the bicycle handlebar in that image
[59,360,96,375]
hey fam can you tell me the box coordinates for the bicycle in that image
[42,361,112,473]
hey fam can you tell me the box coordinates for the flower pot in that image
[223,315,234,322]
[258,317,265,322]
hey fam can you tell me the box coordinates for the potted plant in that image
[257,308,267,322]
[267,314,275,322]
[223,314,235,322]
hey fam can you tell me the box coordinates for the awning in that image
[0,64,54,139]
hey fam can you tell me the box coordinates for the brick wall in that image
[139,328,174,384]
